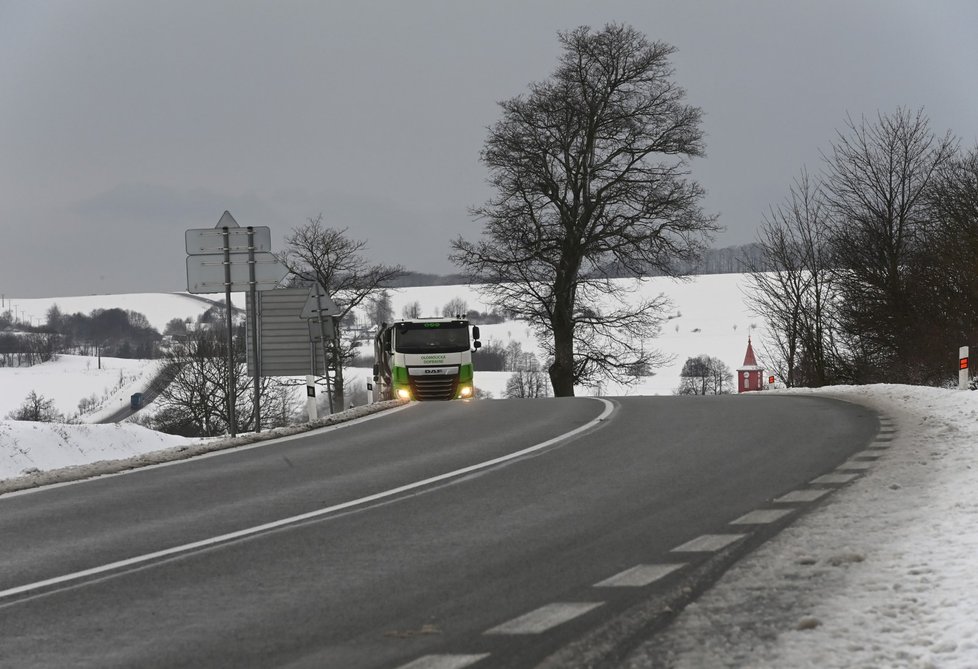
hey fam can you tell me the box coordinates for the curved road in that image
[0,395,878,668]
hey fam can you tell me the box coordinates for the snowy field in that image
[3,277,978,666]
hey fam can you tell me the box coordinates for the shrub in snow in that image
[7,391,64,422]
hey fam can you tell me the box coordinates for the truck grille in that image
[409,374,459,401]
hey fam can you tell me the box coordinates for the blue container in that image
[130,393,143,409]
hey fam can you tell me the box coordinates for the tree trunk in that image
[548,305,576,397]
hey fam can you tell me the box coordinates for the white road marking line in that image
[730,509,794,525]
[773,488,832,503]
[852,450,883,459]
[837,460,874,471]
[671,534,746,553]
[594,563,685,587]
[396,654,490,669]
[485,602,603,635]
[0,399,616,602]
[811,472,860,484]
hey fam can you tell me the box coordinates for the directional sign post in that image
[184,211,289,436]
[960,345,970,390]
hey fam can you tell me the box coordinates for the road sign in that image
[185,226,272,256]
[216,210,240,228]
[300,284,340,319]
[245,288,334,376]
[186,253,288,293]
[960,345,970,390]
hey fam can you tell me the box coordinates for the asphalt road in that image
[0,395,878,668]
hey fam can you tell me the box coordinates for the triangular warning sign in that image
[215,210,240,228]
[300,284,340,319]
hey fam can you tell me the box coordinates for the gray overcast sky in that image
[2,0,977,298]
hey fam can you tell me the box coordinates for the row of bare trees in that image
[746,107,978,387]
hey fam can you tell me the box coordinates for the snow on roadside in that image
[625,384,978,669]
[0,400,403,494]
[0,421,192,481]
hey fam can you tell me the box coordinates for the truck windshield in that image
[394,322,470,353]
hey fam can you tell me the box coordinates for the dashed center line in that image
[594,563,685,588]
[730,509,794,525]
[837,460,874,471]
[671,534,745,553]
[396,655,490,669]
[774,488,832,503]
[811,472,860,484]
[852,450,883,460]
[398,434,879,669]
[485,602,603,635]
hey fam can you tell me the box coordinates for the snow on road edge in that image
[0,400,406,496]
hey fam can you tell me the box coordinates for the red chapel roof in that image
[742,337,758,367]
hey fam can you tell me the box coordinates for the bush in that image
[7,391,64,422]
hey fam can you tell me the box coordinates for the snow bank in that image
[0,400,404,495]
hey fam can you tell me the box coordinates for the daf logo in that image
[424,369,441,374]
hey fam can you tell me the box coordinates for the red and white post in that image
[960,346,970,390]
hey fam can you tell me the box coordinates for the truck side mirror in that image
[473,340,482,350]
[472,326,481,340]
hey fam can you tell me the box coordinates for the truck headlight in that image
[459,385,473,398]
[397,388,412,400]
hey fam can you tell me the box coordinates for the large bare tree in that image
[823,107,957,382]
[451,24,717,396]
[279,215,402,410]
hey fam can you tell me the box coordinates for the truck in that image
[371,318,481,401]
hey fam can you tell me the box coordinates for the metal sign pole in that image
[222,226,237,438]
[248,227,262,433]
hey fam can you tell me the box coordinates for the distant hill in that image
[390,244,766,287]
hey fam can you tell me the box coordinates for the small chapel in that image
[737,337,765,393]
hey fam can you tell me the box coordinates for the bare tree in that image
[744,169,837,387]
[278,215,403,410]
[676,355,732,395]
[441,296,468,319]
[451,24,717,396]
[7,391,63,422]
[151,325,290,437]
[402,301,422,319]
[823,108,957,382]
[366,290,394,330]
[912,144,978,379]
[504,351,550,398]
